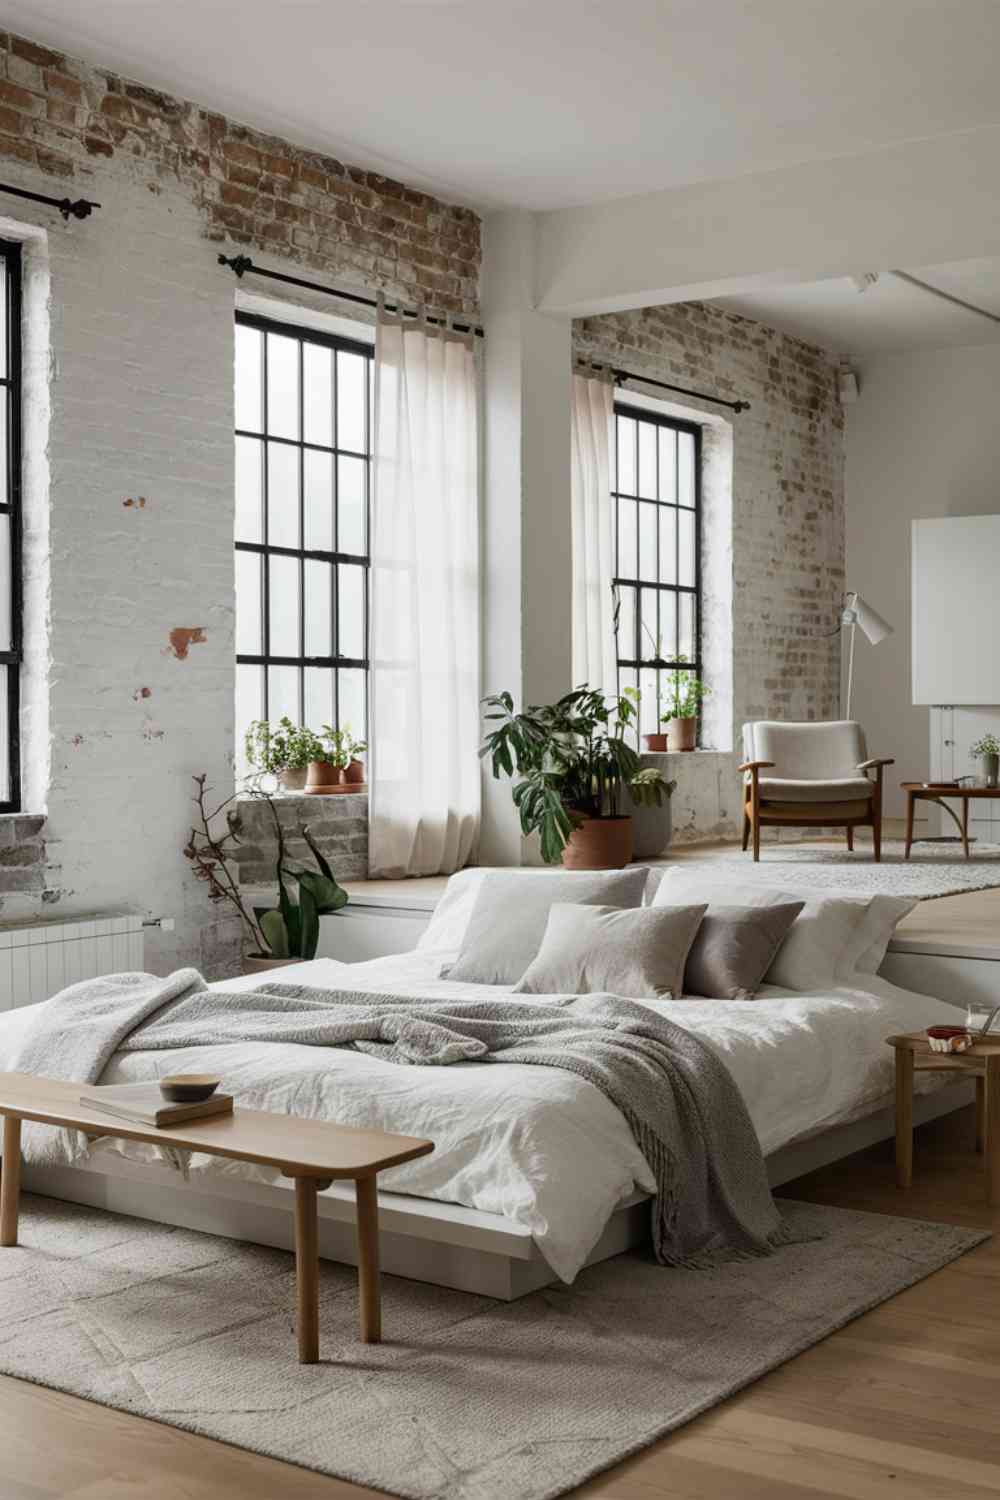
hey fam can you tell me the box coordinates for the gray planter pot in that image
[981,752,1000,788]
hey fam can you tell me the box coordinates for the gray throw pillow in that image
[513,902,708,1000]
[443,867,648,986]
[684,902,804,1000]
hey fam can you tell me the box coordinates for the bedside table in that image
[887,1031,1000,1203]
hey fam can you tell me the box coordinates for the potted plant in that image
[661,657,709,752]
[248,794,349,967]
[245,718,323,792]
[182,776,349,973]
[307,724,367,793]
[971,733,1000,788]
[480,686,676,869]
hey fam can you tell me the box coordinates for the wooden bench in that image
[0,1072,434,1362]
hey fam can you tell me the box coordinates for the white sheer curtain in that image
[571,370,617,692]
[369,304,481,878]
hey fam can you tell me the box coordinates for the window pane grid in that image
[0,241,20,810]
[612,404,701,733]
[235,312,371,748]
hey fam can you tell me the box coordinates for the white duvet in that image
[0,944,962,1282]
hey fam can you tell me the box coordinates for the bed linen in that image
[0,944,963,1282]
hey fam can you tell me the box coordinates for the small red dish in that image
[927,1026,970,1040]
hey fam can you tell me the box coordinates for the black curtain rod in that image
[587,361,749,413]
[218,253,485,338]
[0,181,99,221]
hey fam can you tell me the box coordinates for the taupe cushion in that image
[683,902,804,999]
[443,867,648,986]
[743,720,868,781]
[514,902,708,1000]
[757,776,874,803]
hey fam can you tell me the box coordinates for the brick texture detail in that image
[0,814,45,892]
[233,794,368,888]
[574,302,845,841]
[0,31,481,316]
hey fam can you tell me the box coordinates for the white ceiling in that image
[5,0,1000,211]
[714,261,1000,358]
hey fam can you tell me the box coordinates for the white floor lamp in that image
[842,592,893,719]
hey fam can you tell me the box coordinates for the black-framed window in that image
[0,240,21,811]
[612,402,701,740]
[234,312,371,761]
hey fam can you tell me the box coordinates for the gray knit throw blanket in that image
[11,968,809,1268]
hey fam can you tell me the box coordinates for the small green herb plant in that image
[319,724,367,769]
[244,718,323,776]
[662,657,709,722]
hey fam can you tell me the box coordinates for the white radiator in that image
[0,914,145,1010]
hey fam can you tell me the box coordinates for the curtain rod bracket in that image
[0,182,101,221]
[218,253,253,278]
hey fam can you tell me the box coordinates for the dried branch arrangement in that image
[183,773,266,954]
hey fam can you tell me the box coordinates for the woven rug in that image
[678,839,1000,899]
[0,1195,986,1500]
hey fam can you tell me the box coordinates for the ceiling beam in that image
[535,124,1000,318]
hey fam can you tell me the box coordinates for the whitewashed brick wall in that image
[574,302,845,841]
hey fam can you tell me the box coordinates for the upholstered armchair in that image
[739,720,894,862]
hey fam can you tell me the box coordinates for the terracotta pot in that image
[304,759,343,794]
[278,766,308,792]
[561,815,633,870]
[242,954,300,975]
[343,757,365,785]
[663,716,697,751]
[643,732,670,752]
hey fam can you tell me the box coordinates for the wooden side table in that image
[887,1031,1000,1202]
[900,781,1000,860]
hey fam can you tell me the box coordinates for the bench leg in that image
[1,1115,20,1247]
[355,1175,381,1344]
[895,1049,913,1189]
[977,1075,986,1154]
[988,1059,1000,1207]
[294,1177,319,1364]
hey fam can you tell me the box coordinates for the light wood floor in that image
[3,1105,998,1499]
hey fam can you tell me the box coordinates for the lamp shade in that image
[843,592,892,645]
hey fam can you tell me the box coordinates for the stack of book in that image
[79,1083,233,1128]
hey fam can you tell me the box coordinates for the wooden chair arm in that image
[858,757,895,772]
[737,761,775,774]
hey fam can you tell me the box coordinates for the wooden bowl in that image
[159,1074,221,1104]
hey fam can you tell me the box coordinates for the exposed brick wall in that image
[0,31,481,316]
[574,301,845,841]
[0,28,479,977]
[233,794,368,888]
[0,814,45,893]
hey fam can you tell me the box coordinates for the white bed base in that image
[22,1081,971,1300]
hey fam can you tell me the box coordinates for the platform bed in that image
[23,1081,970,1300]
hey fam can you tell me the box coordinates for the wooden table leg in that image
[962,796,971,860]
[895,1048,913,1189]
[987,1059,1000,1206]
[976,1074,986,1154]
[355,1175,381,1344]
[294,1177,319,1364]
[904,791,915,860]
[0,1115,21,1247]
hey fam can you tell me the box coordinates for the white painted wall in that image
[845,342,1000,815]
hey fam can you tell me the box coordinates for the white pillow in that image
[416,868,490,954]
[649,868,878,991]
[513,902,708,1000]
[853,895,919,974]
[443,867,650,985]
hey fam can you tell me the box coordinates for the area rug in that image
[0,1195,986,1500]
[678,839,1000,899]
